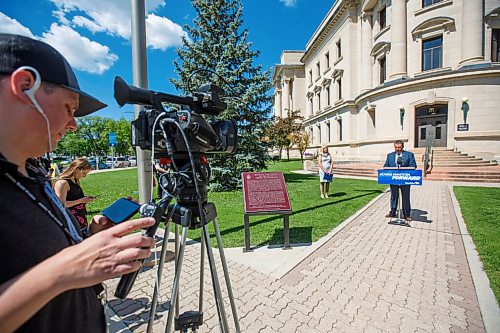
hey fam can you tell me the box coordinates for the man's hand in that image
[53,217,155,290]
[0,217,155,333]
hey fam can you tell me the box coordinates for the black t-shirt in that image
[0,157,105,333]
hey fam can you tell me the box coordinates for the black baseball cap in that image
[0,33,106,117]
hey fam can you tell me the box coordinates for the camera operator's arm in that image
[0,217,155,333]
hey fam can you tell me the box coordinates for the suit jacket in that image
[383,150,417,168]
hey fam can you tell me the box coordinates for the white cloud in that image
[146,13,186,50]
[0,12,35,38]
[72,16,106,33]
[41,24,118,74]
[280,0,297,7]
[53,10,70,26]
[49,0,186,50]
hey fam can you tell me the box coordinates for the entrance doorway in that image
[415,104,448,148]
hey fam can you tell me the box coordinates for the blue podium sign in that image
[377,169,423,186]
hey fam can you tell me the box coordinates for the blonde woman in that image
[318,146,333,198]
[54,158,95,231]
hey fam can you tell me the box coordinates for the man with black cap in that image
[0,34,155,333]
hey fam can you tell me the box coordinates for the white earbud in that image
[13,66,43,115]
[12,66,53,152]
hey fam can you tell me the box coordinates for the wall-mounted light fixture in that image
[461,97,469,124]
[399,105,405,128]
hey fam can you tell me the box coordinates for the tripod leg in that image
[202,224,230,333]
[213,218,241,333]
[165,226,189,333]
[175,224,180,317]
[199,229,205,313]
[147,221,172,333]
[398,186,402,221]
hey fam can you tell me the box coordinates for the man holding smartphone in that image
[0,34,155,333]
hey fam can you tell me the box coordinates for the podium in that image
[377,168,422,226]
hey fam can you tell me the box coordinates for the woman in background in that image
[318,145,333,198]
[54,158,95,233]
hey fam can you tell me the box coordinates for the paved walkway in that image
[105,181,498,332]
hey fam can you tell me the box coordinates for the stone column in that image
[460,0,484,64]
[361,11,373,92]
[274,91,282,118]
[313,124,320,145]
[283,78,290,117]
[390,0,407,79]
[307,93,313,118]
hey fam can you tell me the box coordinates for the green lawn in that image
[453,186,500,303]
[82,160,386,248]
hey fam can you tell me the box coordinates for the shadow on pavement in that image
[412,209,433,223]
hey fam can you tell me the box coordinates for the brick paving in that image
[106,181,486,332]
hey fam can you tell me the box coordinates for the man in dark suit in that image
[383,140,417,221]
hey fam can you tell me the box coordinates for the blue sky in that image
[1,0,333,119]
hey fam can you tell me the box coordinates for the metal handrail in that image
[422,130,435,177]
[423,145,430,177]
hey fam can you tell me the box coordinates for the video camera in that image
[114,76,236,156]
[114,76,237,209]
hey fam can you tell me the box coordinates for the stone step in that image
[426,173,500,179]
[432,162,496,167]
[431,156,477,160]
[429,168,500,176]
[424,176,500,183]
[334,167,377,172]
[432,160,494,165]
[335,171,377,176]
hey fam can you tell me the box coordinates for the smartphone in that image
[102,198,141,224]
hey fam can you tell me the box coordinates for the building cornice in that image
[354,67,500,106]
[272,64,305,81]
[301,0,358,64]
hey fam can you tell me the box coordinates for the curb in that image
[448,185,500,333]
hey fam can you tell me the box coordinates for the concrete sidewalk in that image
[105,181,498,332]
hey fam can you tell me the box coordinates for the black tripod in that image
[147,201,240,333]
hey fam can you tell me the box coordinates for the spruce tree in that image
[171,0,272,191]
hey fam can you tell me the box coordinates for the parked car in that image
[128,156,137,167]
[88,160,109,170]
[57,159,72,170]
[114,157,131,168]
[105,157,114,168]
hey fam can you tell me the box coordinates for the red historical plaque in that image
[242,172,291,213]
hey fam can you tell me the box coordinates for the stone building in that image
[273,0,500,161]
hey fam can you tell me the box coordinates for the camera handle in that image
[115,197,173,299]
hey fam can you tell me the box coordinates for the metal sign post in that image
[109,132,117,169]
